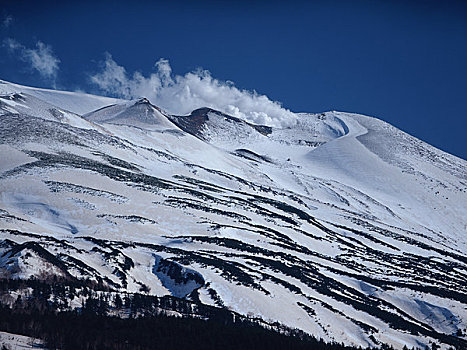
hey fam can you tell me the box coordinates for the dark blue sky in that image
[1,0,466,159]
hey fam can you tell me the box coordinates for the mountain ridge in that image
[0,80,465,349]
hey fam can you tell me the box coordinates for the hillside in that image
[0,80,466,349]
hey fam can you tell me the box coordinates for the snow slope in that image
[0,79,121,115]
[0,331,48,349]
[0,80,466,349]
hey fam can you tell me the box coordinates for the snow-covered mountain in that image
[0,79,465,349]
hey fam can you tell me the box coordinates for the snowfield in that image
[0,80,466,349]
[0,331,47,349]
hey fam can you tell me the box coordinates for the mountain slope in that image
[0,80,465,349]
[0,80,121,115]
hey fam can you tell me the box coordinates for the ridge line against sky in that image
[0,0,466,159]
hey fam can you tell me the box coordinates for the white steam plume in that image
[90,53,297,127]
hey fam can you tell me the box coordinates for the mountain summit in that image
[0,80,465,349]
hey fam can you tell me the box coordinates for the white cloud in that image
[3,38,20,51]
[4,38,60,83]
[90,54,297,127]
[2,15,13,28]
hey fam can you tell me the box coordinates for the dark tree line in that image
[1,305,365,350]
[0,277,463,350]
